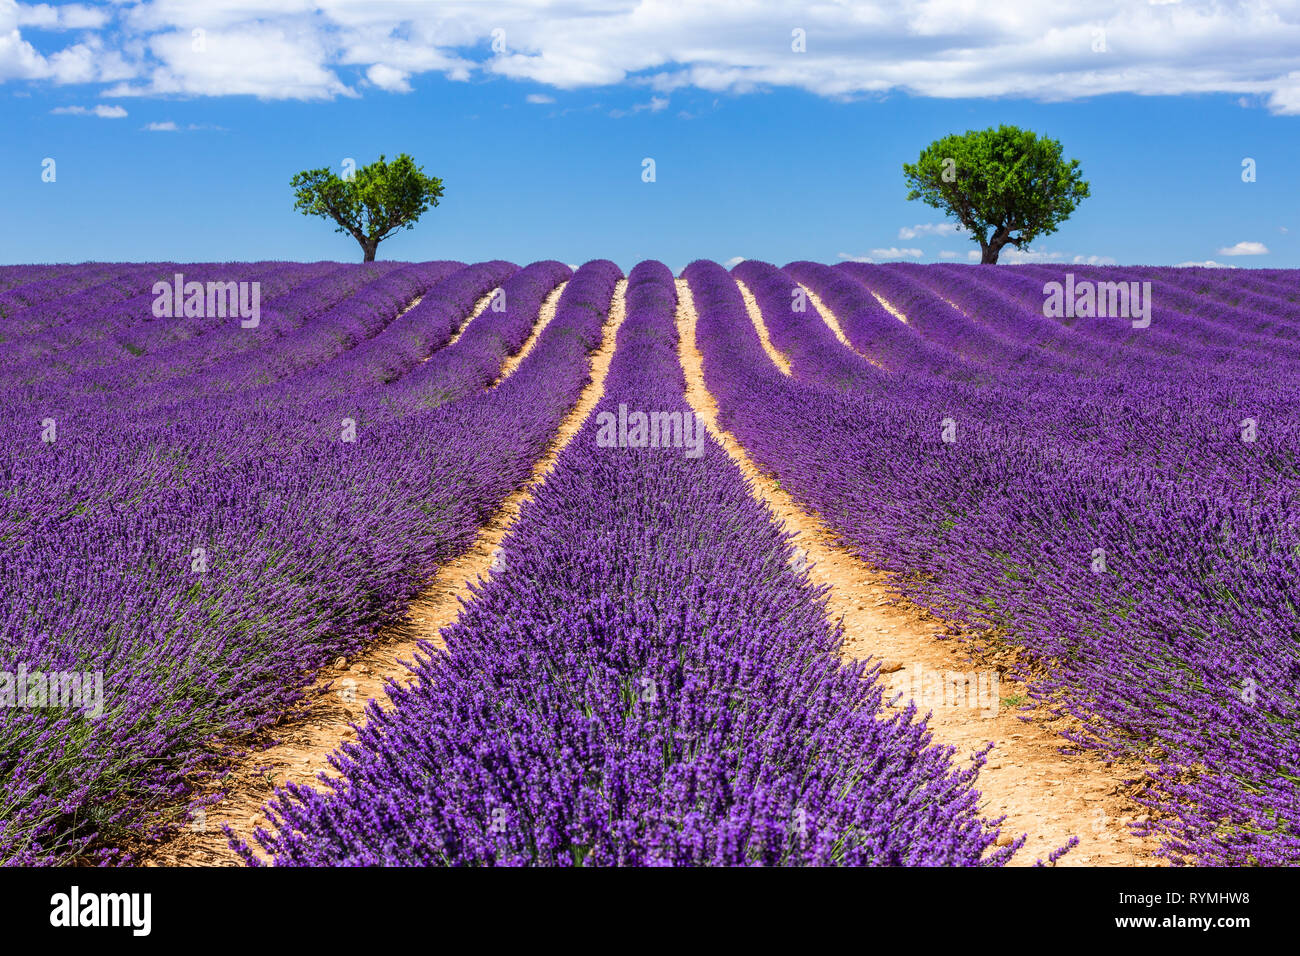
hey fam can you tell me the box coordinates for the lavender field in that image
[1,260,1296,867]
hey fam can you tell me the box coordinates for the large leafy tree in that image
[291,153,445,262]
[903,125,1090,264]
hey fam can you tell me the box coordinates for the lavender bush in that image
[238,261,1016,867]
[4,254,1294,867]
[691,258,1300,865]
[0,259,619,864]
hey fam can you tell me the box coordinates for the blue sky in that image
[4,1,1299,270]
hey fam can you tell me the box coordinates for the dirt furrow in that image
[796,282,886,370]
[675,277,1160,867]
[420,286,495,362]
[495,281,566,383]
[736,279,792,374]
[799,283,854,349]
[867,286,910,324]
[149,279,626,867]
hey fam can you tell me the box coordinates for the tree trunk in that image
[361,239,378,262]
[981,225,1013,264]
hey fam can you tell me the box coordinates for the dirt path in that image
[862,284,910,324]
[799,284,854,350]
[496,282,565,382]
[737,280,792,375]
[796,282,885,370]
[149,280,626,867]
[420,286,496,362]
[676,278,1161,867]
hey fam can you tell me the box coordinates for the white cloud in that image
[0,2,129,84]
[366,63,411,93]
[6,2,1300,108]
[837,253,874,263]
[18,4,108,30]
[50,103,126,117]
[141,120,226,131]
[1176,260,1237,268]
[103,26,353,100]
[724,256,746,267]
[1216,241,1269,256]
[609,95,670,117]
[932,248,1114,264]
[525,93,554,104]
[868,247,923,259]
[898,223,967,240]
[998,248,1066,263]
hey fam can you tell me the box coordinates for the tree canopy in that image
[902,126,1090,264]
[291,153,444,261]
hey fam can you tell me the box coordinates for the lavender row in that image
[0,260,620,864]
[703,259,1300,865]
[731,260,883,391]
[780,260,968,379]
[1,262,297,372]
[238,261,1016,867]
[0,264,79,296]
[0,263,152,330]
[922,262,1300,374]
[0,262,453,463]
[86,262,427,411]
[1026,264,1300,344]
[296,259,569,411]
[64,262,410,405]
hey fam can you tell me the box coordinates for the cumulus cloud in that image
[1216,241,1269,255]
[899,223,967,240]
[142,120,224,131]
[17,4,108,30]
[868,247,924,259]
[1176,260,1237,268]
[525,93,555,104]
[4,2,1300,108]
[936,249,1114,264]
[724,256,746,267]
[50,103,126,117]
[1,1,130,84]
[102,25,354,100]
[366,63,411,93]
[837,253,875,263]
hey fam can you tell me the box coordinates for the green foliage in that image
[902,125,1090,263]
[291,153,444,261]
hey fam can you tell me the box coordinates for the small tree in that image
[291,153,445,262]
[902,125,1089,264]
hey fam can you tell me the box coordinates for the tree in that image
[902,126,1090,264]
[291,153,445,262]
